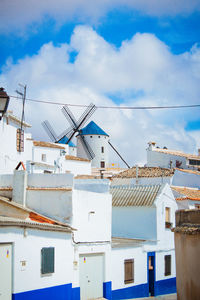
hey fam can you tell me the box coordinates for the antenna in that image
[15,84,27,152]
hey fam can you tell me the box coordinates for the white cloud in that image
[1,26,199,166]
[1,0,200,33]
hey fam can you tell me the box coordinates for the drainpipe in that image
[12,170,27,207]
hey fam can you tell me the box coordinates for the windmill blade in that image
[56,127,74,143]
[42,120,57,142]
[76,103,97,129]
[62,105,78,129]
[108,141,130,169]
[79,135,95,160]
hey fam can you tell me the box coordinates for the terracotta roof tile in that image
[65,155,90,162]
[112,167,174,179]
[33,141,65,149]
[153,148,200,160]
[172,186,200,200]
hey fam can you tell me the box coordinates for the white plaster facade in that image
[147,142,200,170]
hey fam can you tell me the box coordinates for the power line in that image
[9,94,200,110]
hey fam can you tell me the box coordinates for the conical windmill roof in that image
[78,121,109,137]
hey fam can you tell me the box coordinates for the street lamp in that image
[0,87,10,120]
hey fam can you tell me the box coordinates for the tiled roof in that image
[0,196,73,231]
[33,141,65,149]
[112,167,174,178]
[75,175,101,179]
[0,216,72,232]
[30,161,55,168]
[65,155,90,162]
[110,184,162,206]
[5,111,31,128]
[171,186,200,201]
[153,148,200,160]
[78,121,109,136]
[112,237,146,248]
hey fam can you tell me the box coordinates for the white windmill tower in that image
[76,121,109,168]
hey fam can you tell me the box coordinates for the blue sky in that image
[0,1,200,165]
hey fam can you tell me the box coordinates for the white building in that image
[77,121,109,169]
[0,171,112,300]
[147,141,200,170]
[110,183,177,298]
[0,111,91,176]
[172,168,200,189]
[171,186,200,210]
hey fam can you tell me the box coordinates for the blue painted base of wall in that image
[112,283,149,300]
[12,283,73,300]
[72,287,80,300]
[104,281,112,300]
[154,277,176,296]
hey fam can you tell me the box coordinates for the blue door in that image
[147,252,155,296]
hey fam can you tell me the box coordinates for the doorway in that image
[79,254,104,300]
[147,252,155,296]
[0,244,12,300]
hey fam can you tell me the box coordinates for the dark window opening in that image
[41,247,55,274]
[124,259,134,284]
[164,255,171,276]
[101,146,104,153]
[100,161,105,168]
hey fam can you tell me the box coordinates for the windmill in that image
[42,103,97,160]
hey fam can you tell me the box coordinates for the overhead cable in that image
[9,95,200,110]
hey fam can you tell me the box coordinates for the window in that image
[41,154,46,162]
[189,159,200,166]
[41,247,55,274]
[98,136,100,138]
[124,259,134,284]
[16,128,24,152]
[195,204,200,210]
[100,161,105,168]
[164,255,171,276]
[90,136,93,138]
[165,207,172,229]
[101,146,104,153]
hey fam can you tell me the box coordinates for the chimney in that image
[148,141,156,151]
[12,170,27,207]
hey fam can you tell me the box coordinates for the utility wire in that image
[9,95,200,110]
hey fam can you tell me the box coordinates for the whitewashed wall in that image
[77,135,109,168]
[156,250,176,282]
[0,118,33,174]
[112,206,157,240]
[147,149,187,169]
[111,246,147,290]
[172,169,200,188]
[63,159,91,176]
[72,189,112,243]
[155,184,177,249]
[0,227,73,294]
